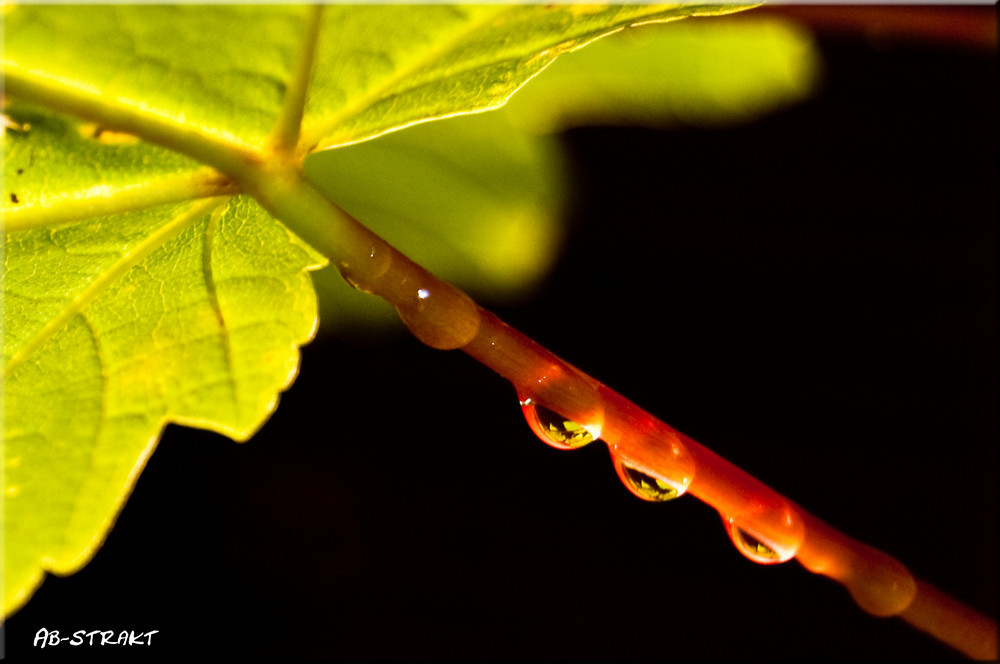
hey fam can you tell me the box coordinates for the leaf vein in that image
[2,169,240,232]
[59,310,110,561]
[270,5,323,154]
[4,197,228,376]
[203,202,241,421]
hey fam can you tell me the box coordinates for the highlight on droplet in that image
[611,454,679,501]
[395,280,482,350]
[519,397,599,450]
[720,512,797,564]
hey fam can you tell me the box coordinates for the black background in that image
[4,12,996,662]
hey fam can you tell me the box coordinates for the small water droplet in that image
[721,514,791,564]
[337,243,392,295]
[6,485,20,498]
[396,282,481,350]
[520,397,597,450]
[612,455,679,501]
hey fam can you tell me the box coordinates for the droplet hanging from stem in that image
[519,396,598,450]
[720,513,793,564]
[612,454,679,502]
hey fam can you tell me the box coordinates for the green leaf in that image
[2,105,324,615]
[2,3,754,618]
[3,191,324,613]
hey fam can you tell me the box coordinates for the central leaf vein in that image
[2,169,239,232]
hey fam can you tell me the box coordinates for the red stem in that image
[326,205,997,658]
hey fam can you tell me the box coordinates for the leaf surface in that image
[3,6,309,149]
[3,104,225,230]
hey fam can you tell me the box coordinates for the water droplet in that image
[6,486,20,498]
[844,549,917,617]
[338,243,391,295]
[596,385,695,498]
[396,282,481,350]
[520,397,597,450]
[612,455,679,501]
[721,514,792,564]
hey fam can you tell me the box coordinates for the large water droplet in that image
[396,282,481,350]
[520,397,597,450]
[844,548,917,617]
[721,514,792,564]
[612,455,679,502]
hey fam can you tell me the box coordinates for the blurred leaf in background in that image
[504,15,820,131]
[306,110,569,341]
[309,15,819,341]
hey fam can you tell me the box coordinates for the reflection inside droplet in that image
[520,398,597,450]
[612,455,679,501]
[720,514,790,564]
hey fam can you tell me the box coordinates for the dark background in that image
[4,12,996,661]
